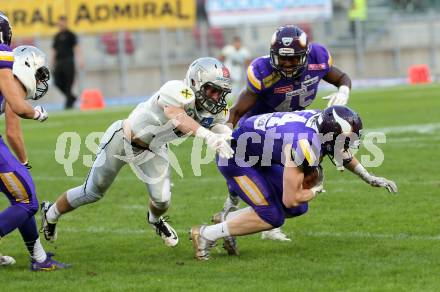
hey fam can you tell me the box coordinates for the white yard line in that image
[366,123,440,134]
[57,226,440,242]
[31,175,439,185]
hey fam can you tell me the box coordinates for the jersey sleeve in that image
[246,58,265,94]
[309,43,333,72]
[157,80,195,108]
[290,136,320,168]
[0,44,14,70]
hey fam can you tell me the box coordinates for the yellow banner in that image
[1,0,66,37]
[1,0,195,37]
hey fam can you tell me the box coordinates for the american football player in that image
[190,106,397,260]
[41,57,234,250]
[0,12,69,271]
[222,25,353,241]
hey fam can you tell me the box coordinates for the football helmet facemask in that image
[184,57,231,115]
[317,105,363,168]
[270,25,311,79]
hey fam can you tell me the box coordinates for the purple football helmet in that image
[317,105,363,160]
[270,25,311,79]
[0,12,12,46]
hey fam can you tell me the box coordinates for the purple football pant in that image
[0,137,39,237]
[218,158,308,228]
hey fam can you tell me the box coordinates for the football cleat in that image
[40,201,57,242]
[30,252,70,271]
[0,254,16,266]
[148,214,179,247]
[189,225,216,261]
[223,194,240,213]
[261,228,291,241]
[211,211,239,256]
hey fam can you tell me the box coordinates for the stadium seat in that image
[192,26,225,49]
[100,32,135,55]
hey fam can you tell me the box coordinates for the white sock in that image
[32,239,47,263]
[201,222,230,241]
[148,210,160,223]
[46,204,61,224]
[226,207,252,220]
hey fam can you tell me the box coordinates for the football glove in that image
[196,127,234,159]
[22,161,32,169]
[322,85,350,107]
[33,106,48,122]
[367,176,398,193]
[311,184,324,196]
[353,164,398,194]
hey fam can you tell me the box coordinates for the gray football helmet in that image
[13,45,50,100]
[184,57,231,115]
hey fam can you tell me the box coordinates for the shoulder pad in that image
[157,80,195,108]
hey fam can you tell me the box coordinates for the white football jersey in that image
[126,80,229,145]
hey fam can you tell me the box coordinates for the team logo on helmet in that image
[333,109,352,133]
[298,32,307,48]
[282,37,293,46]
[222,66,230,78]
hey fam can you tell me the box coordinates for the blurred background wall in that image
[4,0,439,107]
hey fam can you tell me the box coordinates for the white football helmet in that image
[184,57,231,115]
[12,45,50,100]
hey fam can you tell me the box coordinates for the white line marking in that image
[366,123,440,134]
[31,175,438,185]
[56,226,440,241]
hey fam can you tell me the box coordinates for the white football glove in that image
[322,85,350,107]
[33,106,48,122]
[353,164,398,194]
[196,127,234,159]
[367,176,398,193]
[311,184,324,196]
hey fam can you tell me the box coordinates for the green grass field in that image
[1,84,440,291]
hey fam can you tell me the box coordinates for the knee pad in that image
[28,203,39,216]
[284,203,308,218]
[147,180,171,210]
[256,206,285,228]
[67,185,104,209]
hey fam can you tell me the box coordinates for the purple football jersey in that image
[0,43,14,115]
[232,110,322,167]
[244,43,332,119]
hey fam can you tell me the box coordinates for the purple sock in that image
[18,216,41,259]
[0,204,30,236]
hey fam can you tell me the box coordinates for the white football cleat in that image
[149,215,179,247]
[223,194,240,213]
[212,211,239,256]
[0,254,16,266]
[261,228,291,242]
[40,201,57,242]
[189,225,216,261]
